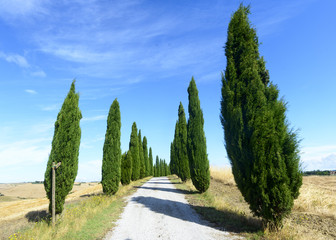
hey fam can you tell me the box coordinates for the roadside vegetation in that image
[170,167,336,240]
[6,178,150,240]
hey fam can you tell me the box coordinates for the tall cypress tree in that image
[143,136,149,177]
[121,151,132,185]
[221,4,302,229]
[155,156,160,177]
[138,130,146,179]
[176,102,190,181]
[44,80,82,214]
[149,147,153,176]
[187,77,210,193]
[172,122,179,177]
[130,122,140,181]
[169,142,176,175]
[102,99,121,195]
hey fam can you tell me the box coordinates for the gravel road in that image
[105,177,241,240]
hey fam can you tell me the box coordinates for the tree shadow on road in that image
[146,181,179,185]
[132,196,262,234]
[134,186,198,195]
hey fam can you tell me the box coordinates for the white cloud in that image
[76,159,102,182]
[25,89,37,94]
[0,138,50,169]
[301,145,336,171]
[0,0,48,19]
[0,52,30,68]
[31,70,46,77]
[82,115,106,122]
[41,104,59,111]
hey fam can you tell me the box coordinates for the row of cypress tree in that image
[153,156,170,177]
[170,78,210,193]
[102,114,155,194]
[44,84,157,214]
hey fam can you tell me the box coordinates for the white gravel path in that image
[105,177,242,240]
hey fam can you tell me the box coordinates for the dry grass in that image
[5,178,150,240]
[0,183,101,223]
[171,168,336,240]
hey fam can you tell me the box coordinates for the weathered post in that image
[52,162,61,226]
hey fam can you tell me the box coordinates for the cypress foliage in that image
[155,156,160,177]
[176,102,190,182]
[187,77,210,193]
[102,99,121,195]
[171,122,179,176]
[143,136,149,177]
[121,151,132,185]
[138,130,146,179]
[220,4,302,229]
[130,122,140,181]
[44,80,82,214]
[149,147,154,176]
[169,142,176,175]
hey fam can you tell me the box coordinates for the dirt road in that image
[106,177,241,240]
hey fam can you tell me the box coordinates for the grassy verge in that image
[169,168,336,240]
[7,177,150,240]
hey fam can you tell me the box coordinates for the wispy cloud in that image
[0,0,49,20]
[31,70,46,77]
[25,89,37,94]
[301,145,336,171]
[82,115,107,122]
[0,52,30,68]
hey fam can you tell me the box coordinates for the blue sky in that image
[0,0,335,183]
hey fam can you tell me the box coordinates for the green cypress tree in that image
[169,142,176,175]
[102,99,121,195]
[187,77,210,193]
[155,156,160,177]
[177,102,190,181]
[220,4,302,229]
[44,80,82,214]
[138,130,146,179]
[149,147,154,176]
[130,122,140,181]
[121,151,132,185]
[143,136,149,177]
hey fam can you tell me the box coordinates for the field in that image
[0,182,102,239]
[171,167,336,240]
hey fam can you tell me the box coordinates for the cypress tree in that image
[187,77,210,193]
[169,142,176,175]
[102,99,121,195]
[139,130,146,179]
[143,136,149,177]
[176,102,190,181]
[149,147,154,176]
[171,122,180,177]
[155,156,160,177]
[220,4,302,229]
[130,122,140,181]
[121,151,132,185]
[44,80,82,214]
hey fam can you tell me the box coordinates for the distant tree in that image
[149,147,154,176]
[220,4,302,230]
[169,142,176,175]
[143,137,149,177]
[130,122,140,181]
[139,130,146,179]
[102,99,121,195]
[44,80,82,214]
[187,77,210,193]
[176,102,190,181]
[121,151,132,185]
[155,156,160,177]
